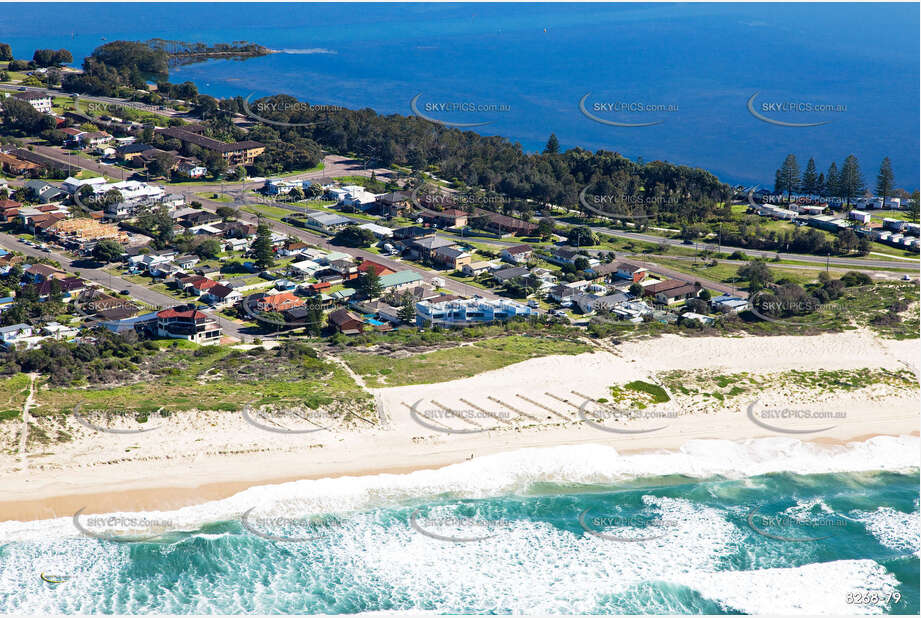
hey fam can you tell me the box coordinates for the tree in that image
[629,282,644,297]
[194,238,222,259]
[357,269,382,299]
[908,191,920,223]
[537,217,555,239]
[91,239,123,263]
[834,229,858,254]
[0,43,12,61]
[816,172,826,197]
[398,297,416,323]
[543,133,560,155]
[875,157,895,209]
[737,259,774,292]
[567,226,598,246]
[251,221,275,270]
[215,206,236,221]
[777,154,800,204]
[332,225,376,248]
[839,155,864,207]
[826,162,839,199]
[801,158,819,195]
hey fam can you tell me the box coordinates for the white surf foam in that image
[0,435,917,540]
[850,506,921,555]
[675,559,899,615]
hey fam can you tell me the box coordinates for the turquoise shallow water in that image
[1,466,917,614]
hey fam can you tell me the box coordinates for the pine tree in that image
[875,157,895,208]
[839,155,864,207]
[398,297,416,323]
[358,269,382,299]
[801,158,818,195]
[826,163,840,199]
[543,133,560,155]
[778,154,800,203]
[251,220,275,270]
[816,172,826,197]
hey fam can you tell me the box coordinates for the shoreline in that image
[1,428,917,523]
[2,329,918,523]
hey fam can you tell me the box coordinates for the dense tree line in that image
[774,154,903,208]
[62,41,169,96]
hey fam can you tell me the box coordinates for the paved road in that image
[567,223,917,270]
[0,231,247,339]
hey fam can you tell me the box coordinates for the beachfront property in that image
[328,308,365,335]
[155,307,222,344]
[711,293,750,313]
[0,323,44,349]
[415,296,536,327]
[643,279,701,306]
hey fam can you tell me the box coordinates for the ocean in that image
[0,3,918,187]
[0,437,918,614]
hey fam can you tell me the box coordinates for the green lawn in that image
[342,335,591,387]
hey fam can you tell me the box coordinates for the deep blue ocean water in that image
[0,3,918,188]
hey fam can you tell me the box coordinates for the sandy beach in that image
[1,329,917,522]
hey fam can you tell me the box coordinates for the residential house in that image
[415,297,536,327]
[681,312,715,326]
[644,279,701,305]
[174,255,200,271]
[357,260,396,277]
[0,323,40,349]
[379,270,423,292]
[0,152,40,176]
[848,210,872,224]
[613,262,649,283]
[432,245,472,270]
[356,222,394,239]
[421,208,469,228]
[544,246,583,266]
[407,235,456,260]
[492,266,530,283]
[255,291,304,312]
[392,226,434,241]
[462,260,494,277]
[24,180,67,204]
[24,263,64,283]
[328,308,365,335]
[500,244,533,264]
[711,294,750,314]
[350,299,402,324]
[573,291,631,314]
[27,276,86,302]
[480,212,537,235]
[156,307,221,344]
[374,191,412,217]
[304,212,354,233]
[203,284,242,308]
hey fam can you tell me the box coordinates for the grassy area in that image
[607,380,671,408]
[342,334,591,387]
[29,343,371,418]
[659,367,918,404]
[195,192,234,203]
[0,373,31,423]
[646,257,820,290]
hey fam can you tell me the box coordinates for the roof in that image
[433,246,469,259]
[25,263,64,277]
[157,308,210,320]
[615,262,645,273]
[503,244,532,255]
[258,291,302,307]
[411,236,456,251]
[328,308,362,327]
[380,271,423,288]
[207,284,237,299]
[493,266,530,281]
[358,261,396,277]
[309,212,352,226]
[659,284,699,298]
[644,279,691,294]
